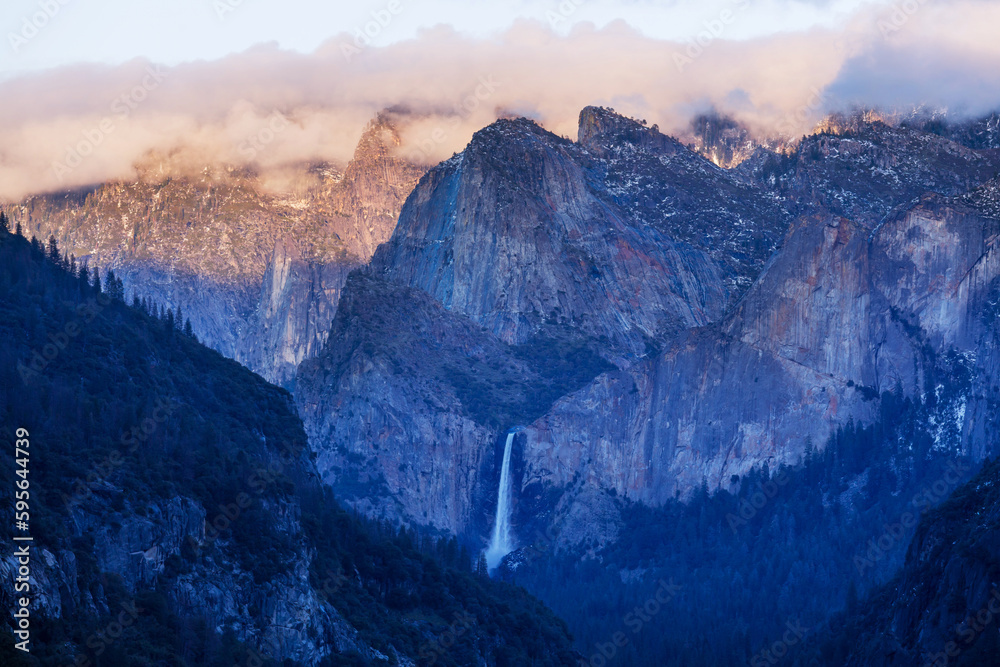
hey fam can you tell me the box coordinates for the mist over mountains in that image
[4,0,1000,201]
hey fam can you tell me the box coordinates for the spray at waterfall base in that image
[482,430,563,574]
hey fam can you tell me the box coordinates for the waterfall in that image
[485,431,516,570]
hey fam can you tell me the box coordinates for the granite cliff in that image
[298,108,793,539]
[299,110,1000,552]
[5,115,424,385]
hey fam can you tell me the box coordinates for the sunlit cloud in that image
[0,1,997,201]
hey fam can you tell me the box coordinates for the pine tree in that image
[476,552,489,578]
[0,211,8,233]
[104,271,125,301]
[165,308,175,331]
[47,235,60,265]
[184,318,194,338]
[14,222,22,237]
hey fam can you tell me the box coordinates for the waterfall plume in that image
[485,431,516,570]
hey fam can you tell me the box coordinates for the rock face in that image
[295,272,503,533]
[371,116,731,364]
[5,495,362,665]
[577,106,791,295]
[236,239,355,386]
[520,184,1000,532]
[9,174,282,357]
[294,271,612,535]
[521,213,875,508]
[300,109,795,538]
[235,117,425,384]
[299,108,1000,548]
[6,115,424,384]
[739,116,1000,227]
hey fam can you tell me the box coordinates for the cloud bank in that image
[1,1,999,201]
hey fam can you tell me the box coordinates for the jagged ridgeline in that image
[0,229,580,666]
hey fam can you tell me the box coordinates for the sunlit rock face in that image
[7,115,424,385]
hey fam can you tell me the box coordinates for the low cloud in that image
[1,2,998,201]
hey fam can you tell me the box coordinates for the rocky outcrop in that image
[294,271,611,536]
[371,116,730,364]
[294,272,499,533]
[8,174,284,356]
[301,113,427,262]
[519,186,1000,542]
[0,496,360,665]
[739,117,1000,227]
[5,115,424,383]
[578,106,792,296]
[236,239,356,386]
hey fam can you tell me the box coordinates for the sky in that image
[1,0,999,200]
[2,0,885,74]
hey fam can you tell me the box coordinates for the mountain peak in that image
[466,116,569,153]
[349,112,406,166]
[578,105,685,156]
